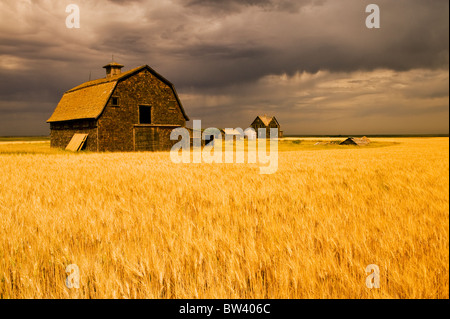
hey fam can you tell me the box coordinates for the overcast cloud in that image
[0,0,448,135]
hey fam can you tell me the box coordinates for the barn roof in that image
[47,65,189,123]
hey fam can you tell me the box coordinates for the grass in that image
[0,137,448,298]
[0,143,64,155]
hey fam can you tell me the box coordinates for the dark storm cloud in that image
[85,0,449,88]
[170,0,449,87]
[0,0,448,135]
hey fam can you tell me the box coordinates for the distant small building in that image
[340,136,371,146]
[250,115,283,138]
[221,128,243,136]
[220,128,258,140]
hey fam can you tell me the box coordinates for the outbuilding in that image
[340,136,371,146]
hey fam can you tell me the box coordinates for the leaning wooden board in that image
[65,133,88,151]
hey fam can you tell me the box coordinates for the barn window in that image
[139,105,152,124]
[111,96,119,106]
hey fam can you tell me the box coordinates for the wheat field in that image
[0,137,448,298]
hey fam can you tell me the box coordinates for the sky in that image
[0,0,448,136]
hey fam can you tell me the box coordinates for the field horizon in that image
[1,133,449,140]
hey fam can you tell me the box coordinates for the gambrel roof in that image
[47,65,189,123]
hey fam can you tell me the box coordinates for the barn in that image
[340,136,371,146]
[47,62,189,152]
[250,115,283,138]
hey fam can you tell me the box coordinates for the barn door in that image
[134,126,159,151]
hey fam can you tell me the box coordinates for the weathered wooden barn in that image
[47,62,189,151]
[250,115,283,138]
[340,136,371,146]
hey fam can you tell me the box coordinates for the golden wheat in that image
[0,137,448,298]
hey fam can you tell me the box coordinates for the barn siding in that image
[50,120,97,151]
[157,126,180,150]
